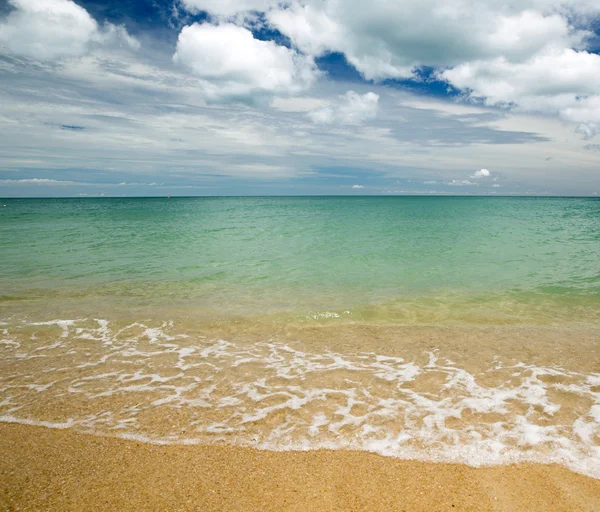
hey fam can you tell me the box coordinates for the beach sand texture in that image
[2,423,600,511]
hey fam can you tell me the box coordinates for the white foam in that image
[0,328,20,349]
[1,318,600,479]
[308,311,350,320]
[0,414,76,429]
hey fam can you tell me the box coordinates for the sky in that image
[0,0,599,197]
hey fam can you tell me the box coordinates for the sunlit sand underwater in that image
[1,196,599,477]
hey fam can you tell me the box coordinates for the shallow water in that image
[2,196,599,315]
[1,197,599,476]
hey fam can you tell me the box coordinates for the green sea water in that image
[1,196,599,324]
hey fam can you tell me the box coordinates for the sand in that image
[1,424,599,511]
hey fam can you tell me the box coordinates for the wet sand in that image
[1,424,599,511]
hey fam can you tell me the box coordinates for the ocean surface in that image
[1,197,599,475]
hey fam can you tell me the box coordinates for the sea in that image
[1,196,599,476]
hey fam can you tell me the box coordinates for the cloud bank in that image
[173,0,600,129]
[0,0,599,197]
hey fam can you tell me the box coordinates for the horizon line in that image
[2,194,599,200]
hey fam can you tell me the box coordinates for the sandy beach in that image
[1,423,599,511]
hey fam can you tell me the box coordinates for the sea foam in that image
[0,318,599,478]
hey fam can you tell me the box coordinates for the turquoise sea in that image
[1,196,599,322]
[1,196,599,476]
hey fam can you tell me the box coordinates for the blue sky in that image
[0,0,599,197]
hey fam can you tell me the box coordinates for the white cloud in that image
[118,181,161,186]
[173,22,318,102]
[352,184,364,188]
[575,123,598,140]
[0,0,97,60]
[473,168,491,178]
[308,91,379,124]
[268,4,345,61]
[560,96,600,125]
[162,0,600,135]
[439,49,600,122]
[448,179,475,186]
[265,0,594,80]
[2,35,600,197]
[94,22,141,51]
[180,0,276,18]
[271,97,328,112]
[0,178,75,184]
[0,0,139,61]
[176,0,600,127]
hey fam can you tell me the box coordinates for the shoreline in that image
[2,424,600,511]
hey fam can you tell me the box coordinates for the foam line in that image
[0,318,599,479]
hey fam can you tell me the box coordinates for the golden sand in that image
[1,424,599,511]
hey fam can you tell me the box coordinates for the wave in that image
[0,318,599,478]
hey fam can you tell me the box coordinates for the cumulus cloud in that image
[472,168,491,178]
[173,23,318,102]
[440,50,600,104]
[439,49,600,124]
[265,0,593,79]
[352,184,364,188]
[575,123,598,140]
[0,0,139,61]
[307,91,379,124]
[0,0,96,60]
[178,0,600,126]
